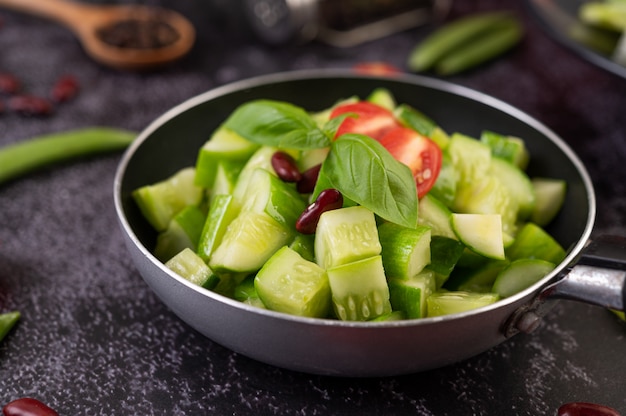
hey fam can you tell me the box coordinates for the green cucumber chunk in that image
[165,248,218,289]
[451,213,505,260]
[209,211,293,273]
[241,168,307,229]
[492,258,556,297]
[289,234,316,262]
[427,290,500,317]
[297,147,329,172]
[506,222,566,264]
[366,88,396,111]
[0,311,20,343]
[370,311,406,321]
[489,157,535,220]
[388,270,436,319]
[255,246,331,318]
[445,259,509,293]
[194,126,260,187]
[394,103,437,137]
[197,194,238,263]
[530,178,567,226]
[480,130,529,170]
[132,167,203,232]
[378,222,431,280]
[429,152,457,207]
[233,275,266,308]
[314,206,382,269]
[418,193,456,239]
[447,133,492,195]
[327,255,392,321]
[154,205,206,262]
[428,236,466,288]
[209,160,244,201]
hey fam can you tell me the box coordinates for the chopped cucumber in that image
[429,126,451,150]
[429,152,457,207]
[445,259,509,293]
[209,160,243,201]
[480,130,529,170]
[195,126,260,187]
[165,248,218,289]
[530,178,567,226]
[492,258,556,297]
[289,234,316,262]
[451,213,505,260]
[314,206,382,269]
[428,236,466,287]
[394,103,437,137]
[506,222,566,264]
[327,255,392,321]
[370,311,406,321]
[154,205,206,262]
[418,193,456,239]
[233,275,266,308]
[297,147,329,172]
[367,88,396,111]
[255,246,331,318]
[447,133,492,193]
[378,222,431,280]
[388,270,436,319]
[197,194,238,263]
[427,290,500,317]
[489,157,535,220]
[132,167,203,232]
[241,168,307,229]
[209,211,293,273]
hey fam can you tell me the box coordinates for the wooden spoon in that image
[0,0,196,71]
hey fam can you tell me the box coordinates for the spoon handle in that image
[0,0,95,29]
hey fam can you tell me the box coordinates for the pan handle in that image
[503,235,626,337]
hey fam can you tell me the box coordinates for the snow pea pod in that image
[0,127,136,185]
[0,311,20,343]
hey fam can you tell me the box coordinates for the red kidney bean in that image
[296,163,321,194]
[8,95,53,117]
[558,402,620,416]
[0,72,20,95]
[51,74,79,103]
[2,397,58,416]
[296,188,343,234]
[272,151,302,183]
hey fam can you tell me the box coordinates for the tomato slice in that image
[352,62,403,76]
[330,101,400,141]
[378,126,442,198]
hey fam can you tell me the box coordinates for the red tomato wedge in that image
[378,126,442,198]
[330,101,400,141]
[352,62,403,76]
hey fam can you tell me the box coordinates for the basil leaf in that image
[317,134,418,228]
[223,100,331,149]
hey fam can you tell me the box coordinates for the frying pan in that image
[113,69,625,377]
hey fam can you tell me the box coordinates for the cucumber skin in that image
[505,222,566,264]
[426,291,500,317]
[388,270,436,319]
[492,259,555,298]
[197,194,238,263]
[327,256,392,321]
[154,205,206,262]
[165,248,217,289]
[378,222,431,280]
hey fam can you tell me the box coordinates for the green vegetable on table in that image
[0,127,136,185]
[408,11,523,75]
[578,1,626,66]
[0,311,20,343]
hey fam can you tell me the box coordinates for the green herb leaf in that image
[316,134,418,228]
[223,100,331,149]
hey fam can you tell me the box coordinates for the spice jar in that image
[240,0,450,46]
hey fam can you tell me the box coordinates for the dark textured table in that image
[1,1,625,415]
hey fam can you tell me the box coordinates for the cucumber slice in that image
[492,258,556,297]
[297,147,329,171]
[480,130,529,170]
[366,88,396,111]
[444,259,509,293]
[451,213,505,260]
[132,167,203,232]
[154,205,206,262]
[418,194,456,239]
[378,222,431,280]
[429,126,451,150]
[241,168,307,229]
[254,246,331,318]
[327,255,392,321]
[505,222,566,264]
[289,233,316,262]
[489,157,535,220]
[197,194,238,263]
[394,103,437,137]
[427,291,500,317]
[209,160,243,201]
[314,206,382,269]
[370,311,406,321]
[429,152,457,207]
[165,248,218,289]
[195,126,260,187]
[428,235,466,287]
[209,211,292,273]
[233,275,266,308]
[447,133,492,192]
[530,178,567,226]
[388,270,436,319]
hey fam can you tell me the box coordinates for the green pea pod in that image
[408,11,518,72]
[0,127,136,185]
[0,311,20,343]
[435,18,523,76]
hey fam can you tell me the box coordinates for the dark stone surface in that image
[1,0,625,414]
